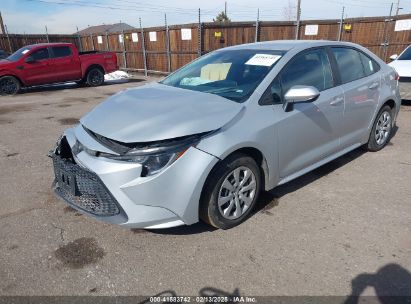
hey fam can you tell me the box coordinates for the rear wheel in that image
[86,68,104,87]
[366,105,393,151]
[200,153,261,229]
[0,76,20,96]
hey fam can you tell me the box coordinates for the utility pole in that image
[395,0,402,15]
[4,24,12,53]
[139,17,148,77]
[0,11,6,34]
[338,6,345,41]
[225,1,227,16]
[45,25,49,43]
[382,3,394,61]
[255,8,260,43]
[295,0,301,40]
[165,13,171,73]
[198,8,202,57]
[76,26,83,52]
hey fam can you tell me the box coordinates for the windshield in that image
[161,49,285,102]
[398,46,411,60]
[6,46,33,62]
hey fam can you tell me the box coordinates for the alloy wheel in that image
[218,166,257,220]
[375,110,392,146]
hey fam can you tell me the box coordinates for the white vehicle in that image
[389,45,411,79]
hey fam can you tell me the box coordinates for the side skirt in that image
[277,143,363,186]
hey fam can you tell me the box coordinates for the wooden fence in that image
[1,14,410,74]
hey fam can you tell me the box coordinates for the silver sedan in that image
[50,40,401,229]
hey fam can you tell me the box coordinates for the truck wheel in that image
[86,68,104,87]
[199,153,261,229]
[0,76,21,96]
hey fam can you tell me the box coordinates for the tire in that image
[366,105,393,152]
[86,68,104,87]
[200,153,261,229]
[0,76,21,96]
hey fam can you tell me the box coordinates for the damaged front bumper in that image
[49,125,219,229]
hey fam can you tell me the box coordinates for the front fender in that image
[0,71,25,86]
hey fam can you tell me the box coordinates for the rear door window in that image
[359,52,380,76]
[51,46,72,58]
[331,47,366,83]
[31,48,49,61]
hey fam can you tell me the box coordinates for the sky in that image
[1,0,410,34]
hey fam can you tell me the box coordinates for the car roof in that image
[24,42,72,49]
[221,40,358,52]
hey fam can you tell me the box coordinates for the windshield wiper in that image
[204,87,241,94]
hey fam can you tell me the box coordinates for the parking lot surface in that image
[0,78,410,298]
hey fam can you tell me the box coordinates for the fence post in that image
[122,29,127,69]
[5,24,12,53]
[140,17,148,77]
[165,13,171,73]
[90,33,95,50]
[197,8,202,57]
[45,25,49,43]
[105,31,109,51]
[255,8,260,43]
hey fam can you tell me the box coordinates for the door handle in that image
[368,82,379,90]
[330,97,344,106]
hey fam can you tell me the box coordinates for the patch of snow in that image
[104,70,131,83]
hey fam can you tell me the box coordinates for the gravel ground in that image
[0,78,410,299]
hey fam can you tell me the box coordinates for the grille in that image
[52,154,121,217]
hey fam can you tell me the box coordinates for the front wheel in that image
[200,153,261,229]
[0,76,21,96]
[86,68,104,87]
[366,105,393,152]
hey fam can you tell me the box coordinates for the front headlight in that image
[81,125,214,176]
[97,133,206,176]
[100,149,185,177]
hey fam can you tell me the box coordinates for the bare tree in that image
[283,0,296,21]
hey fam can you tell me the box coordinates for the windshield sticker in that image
[22,49,30,54]
[245,54,282,66]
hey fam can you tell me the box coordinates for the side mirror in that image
[25,56,35,64]
[389,54,398,61]
[283,85,320,112]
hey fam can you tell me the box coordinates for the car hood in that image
[0,59,12,67]
[80,82,243,143]
[388,60,411,77]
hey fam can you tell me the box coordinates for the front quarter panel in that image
[196,104,280,190]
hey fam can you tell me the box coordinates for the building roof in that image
[75,23,136,35]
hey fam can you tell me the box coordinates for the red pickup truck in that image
[0,43,118,95]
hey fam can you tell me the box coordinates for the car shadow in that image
[344,263,411,303]
[19,78,145,94]
[401,99,411,106]
[253,147,367,215]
